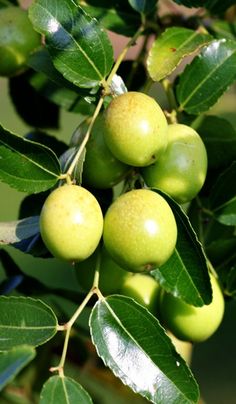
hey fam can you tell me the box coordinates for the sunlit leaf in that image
[147,27,211,82]
[29,0,113,88]
[90,295,199,403]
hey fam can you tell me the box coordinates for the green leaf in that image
[40,375,93,404]
[197,115,236,170]
[29,0,114,88]
[0,346,36,391]
[90,295,199,404]
[147,27,212,82]
[128,0,156,14]
[0,216,39,245]
[0,296,58,351]
[210,162,236,223]
[177,39,236,114]
[0,124,61,193]
[151,190,211,307]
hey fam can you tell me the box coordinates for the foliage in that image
[0,0,236,403]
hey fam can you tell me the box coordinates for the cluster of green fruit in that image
[39,91,224,344]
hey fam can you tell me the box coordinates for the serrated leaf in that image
[0,125,61,193]
[177,39,236,114]
[128,0,156,14]
[40,375,93,404]
[0,346,36,391]
[0,216,39,245]
[29,0,114,88]
[147,27,212,82]
[151,190,211,306]
[210,162,236,212]
[0,296,58,351]
[90,295,199,404]
[197,115,236,170]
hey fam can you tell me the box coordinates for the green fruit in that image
[0,6,41,77]
[160,273,225,343]
[76,245,129,295]
[82,115,130,189]
[103,189,177,272]
[39,185,103,262]
[142,124,208,204]
[103,92,168,167]
[120,273,160,314]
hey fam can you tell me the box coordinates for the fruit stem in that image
[105,24,145,89]
[50,289,95,376]
[162,78,178,112]
[92,246,102,289]
[66,96,105,179]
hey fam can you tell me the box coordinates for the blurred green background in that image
[0,76,236,404]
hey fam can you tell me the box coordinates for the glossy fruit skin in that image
[0,6,41,77]
[160,273,225,343]
[103,189,177,272]
[39,185,103,262]
[103,92,168,167]
[81,115,130,189]
[76,245,129,295]
[120,273,160,315]
[142,124,208,204]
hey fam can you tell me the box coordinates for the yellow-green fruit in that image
[103,189,177,272]
[142,124,208,204]
[160,273,225,343]
[103,92,168,167]
[120,273,160,314]
[82,115,130,189]
[76,246,129,295]
[39,185,103,262]
[0,6,41,77]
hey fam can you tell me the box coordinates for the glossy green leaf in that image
[0,216,39,245]
[214,199,236,226]
[0,296,58,351]
[128,0,156,14]
[40,375,93,404]
[0,346,36,391]
[177,39,236,114]
[0,125,60,193]
[90,295,199,404]
[29,0,114,88]
[197,115,236,170]
[147,27,212,82]
[80,1,140,37]
[151,190,211,306]
[210,162,236,214]
[210,21,236,40]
